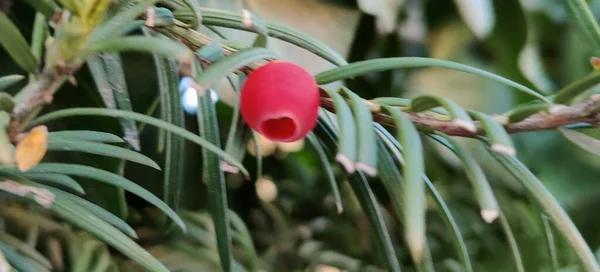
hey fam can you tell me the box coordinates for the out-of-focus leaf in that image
[15,181,169,272]
[315,57,548,102]
[553,72,600,104]
[347,173,401,272]
[489,150,600,272]
[0,232,51,269]
[341,87,377,176]
[559,128,600,158]
[322,88,357,173]
[453,0,495,39]
[357,0,404,34]
[46,140,160,169]
[197,43,226,63]
[0,241,47,272]
[85,36,192,63]
[87,0,159,42]
[22,0,59,17]
[498,211,525,272]
[33,108,249,176]
[485,0,535,102]
[199,8,348,66]
[29,12,46,81]
[307,133,342,213]
[47,130,124,143]
[0,113,13,167]
[566,0,600,54]
[57,190,137,239]
[0,250,9,272]
[0,13,39,73]
[228,210,258,271]
[382,105,426,262]
[518,42,555,93]
[25,163,186,232]
[0,75,24,91]
[196,63,233,272]
[0,94,14,113]
[541,214,560,271]
[21,173,84,195]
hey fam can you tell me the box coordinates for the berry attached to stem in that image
[240,61,320,142]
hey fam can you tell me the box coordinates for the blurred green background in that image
[3,0,600,271]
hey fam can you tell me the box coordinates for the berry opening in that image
[260,117,297,141]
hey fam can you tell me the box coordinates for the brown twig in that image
[160,24,600,137]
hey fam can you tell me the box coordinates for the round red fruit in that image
[240,61,320,142]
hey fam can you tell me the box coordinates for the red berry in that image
[240,61,320,143]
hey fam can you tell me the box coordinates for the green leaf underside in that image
[228,210,259,271]
[314,117,400,271]
[375,124,471,271]
[98,53,141,151]
[0,241,48,272]
[315,57,549,102]
[58,189,138,238]
[375,138,437,271]
[321,88,358,169]
[429,133,499,219]
[87,0,160,42]
[342,88,377,175]
[32,108,248,176]
[21,173,84,195]
[0,75,25,91]
[196,65,233,272]
[23,163,186,232]
[48,130,125,143]
[383,105,426,262]
[489,151,600,272]
[468,111,515,155]
[0,231,51,269]
[46,139,160,169]
[0,13,39,73]
[22,0,59,17]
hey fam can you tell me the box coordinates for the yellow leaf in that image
[14,125,48,172]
